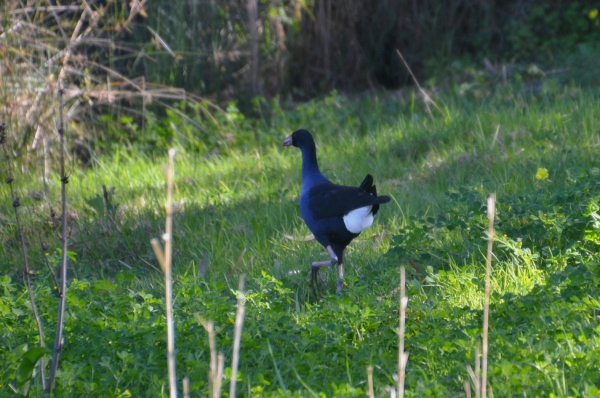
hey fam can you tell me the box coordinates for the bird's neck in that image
[301,144,325,183]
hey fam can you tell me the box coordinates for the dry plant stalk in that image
[182,377,190,398]
[1,124,46,390]
[229,275,246,398]
[150,148,178,398]
[205,320,216,395]
[466,362,480,398]
[1,0,222,170]
[466,193,496,398]
[397,266,409,398]
[464,379,472,398]
[387,385,397,398]
[45,83,69,396]
[475,343,481,398]
[395,49,445,119]
[207,321,218,397]
[198,319,226,398]
[216,353,225,396]
[481,194,496,398]
[366,365,375,398]
[466,309,483,397]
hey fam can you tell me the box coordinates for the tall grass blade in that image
[268,340,289,398]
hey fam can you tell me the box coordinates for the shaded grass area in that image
[1,83,600,396]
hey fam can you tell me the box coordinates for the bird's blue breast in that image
[299,190,316,228]
[299,190,326,243]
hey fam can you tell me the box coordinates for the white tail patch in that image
[343,205,374,234]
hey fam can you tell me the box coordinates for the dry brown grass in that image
[0,0,212,166]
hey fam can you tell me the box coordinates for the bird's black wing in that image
[308,177,390,220]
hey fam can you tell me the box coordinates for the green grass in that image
[2,82,600,396]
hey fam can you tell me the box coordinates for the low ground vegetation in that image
[1,81,600,396]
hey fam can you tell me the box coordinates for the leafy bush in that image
[511,2,600,60]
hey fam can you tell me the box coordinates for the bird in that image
[283,129,391,295]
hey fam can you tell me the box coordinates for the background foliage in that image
[138,0,600,97]
[1,0,599,159]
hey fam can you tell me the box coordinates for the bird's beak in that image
[282,135,293,147]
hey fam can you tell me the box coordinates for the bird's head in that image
[282,129,314,148]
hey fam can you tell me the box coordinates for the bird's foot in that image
[309,247,340,297]
[336,279,344,294]
[336,262,344,294]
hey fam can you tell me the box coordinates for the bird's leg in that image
[310,260,329,297]
[327,245,338,265]
[310,266,321,298]
[310,245,338,297]
[336,262,344,293]
[310,246,337,269]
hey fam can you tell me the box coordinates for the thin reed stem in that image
[46,82,69,396]
[475,344,481,398]
[398,266,408,398]
[396,49,445,119]
[183,377,190,398]
[216,353,225,396]
[150,148,178,397]
[464,380,472,398]
[481,194,496,398]
[201,319,222,398]
[229,275,246,398]
[366,366,374,398]
[164,148,178,398]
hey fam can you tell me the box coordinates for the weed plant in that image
[1,82,600,396]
